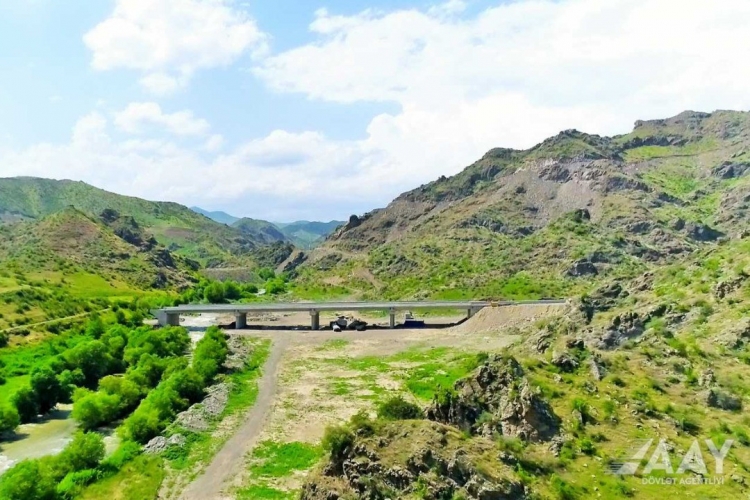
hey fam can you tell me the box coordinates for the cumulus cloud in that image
[114,102,211,136]
[7,0,750,220]
[0,113,386,220]
[84,0,267,95]
[247,0,750,201]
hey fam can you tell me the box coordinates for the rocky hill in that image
[296,110,750,300]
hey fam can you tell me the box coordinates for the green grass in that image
[247,441,323,478]
[79,454,164,500]
[236,441,323,499]
[0,375,29,406]
[237,485,295,499]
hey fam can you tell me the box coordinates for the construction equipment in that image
[329,315,368,331]
[403,311,425,328]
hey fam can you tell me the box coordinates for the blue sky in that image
[1,0,749,221]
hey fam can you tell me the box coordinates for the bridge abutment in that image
[166,313,180,327]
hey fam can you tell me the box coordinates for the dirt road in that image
[180,333,291,500]
[179,304,565,499]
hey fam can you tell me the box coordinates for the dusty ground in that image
[180,304,565,500]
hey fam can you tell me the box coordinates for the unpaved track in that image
[180,333,291,500]
[180,304,566,499]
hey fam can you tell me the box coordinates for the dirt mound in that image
[451,304,566,335]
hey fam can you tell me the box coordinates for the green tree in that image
[203,282,226,304]
[223,281,242,301]
[11,385,40,423]
[30,365,64,414]
[72,389,121,431]
[63,341,113,388]
[257,267,276,281]
[0,405,20,433]
[57,432,105,474]
[0,459,57,500]
[85,315,105,338]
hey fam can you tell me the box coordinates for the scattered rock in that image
[551,350,579,372]
[683,222,725,242]
[565,338,585,350]
[567,259,598,277]
[698,369,715,388]
[144,434,186,454]
[589,356,606,381]
[712,161,750,179]
[706,389,742,411]
[594,311,647,349]
[713,275,748,300]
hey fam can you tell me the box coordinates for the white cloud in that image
[114,102,211,136]
[6,0,750,221]
[204,134,226,152]
[256,0,750,148]
[84,0,267,94]
[0,113,387,220]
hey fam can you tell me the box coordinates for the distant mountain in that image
[189,206,240,225]
[231,218,288,245]
[191,206,344,250]
[0,177,264,266]
[275,220,345,249]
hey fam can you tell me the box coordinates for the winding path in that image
[180,333,291,500]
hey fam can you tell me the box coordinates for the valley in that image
[2,110,750,499]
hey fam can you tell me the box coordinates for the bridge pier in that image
[389,308,396,329]
[310,310,320,330]
[166,313,180,327]
[235,313,247,329]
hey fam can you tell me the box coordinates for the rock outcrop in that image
[427,355,560,442]
[300,421,529,500]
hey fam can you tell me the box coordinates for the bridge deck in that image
[153,300,566,328]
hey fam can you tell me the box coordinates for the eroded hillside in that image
[296,110,750,300]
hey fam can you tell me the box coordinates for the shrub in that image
[204,282,226,304]
[350,409,376,436]
[0,332,8,348]
[0,459,57,500]
[223,281,242,301]
[0,405,20,433]
[57,432,106,475]
[99,441,142,472]
[322,425,355,458]
[377,396,424,420]
[257,268,276,281]
[56,469,99,499]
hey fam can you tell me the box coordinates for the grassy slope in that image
[0,177,259,264]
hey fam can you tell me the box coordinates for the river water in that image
[0,405,121,475]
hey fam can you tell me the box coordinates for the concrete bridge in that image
[152,300,567,330]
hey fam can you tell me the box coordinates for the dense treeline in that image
[176,271,289,305]
[0,317,230,499]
